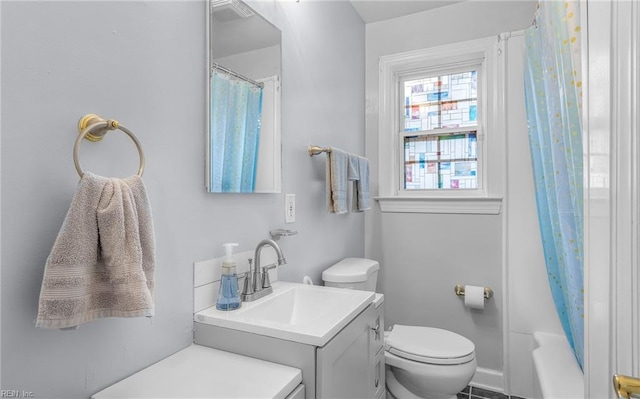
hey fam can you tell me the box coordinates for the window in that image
[402,70,479,190]
[377,36,503,214]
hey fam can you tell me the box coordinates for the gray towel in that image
[36,172,156,329]
[326,148,349,214]
[354,156,371,212]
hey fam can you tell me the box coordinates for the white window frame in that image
[377,36,503,214]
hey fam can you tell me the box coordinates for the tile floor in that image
[457,386,528,399]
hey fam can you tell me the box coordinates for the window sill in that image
[375,196,503,215]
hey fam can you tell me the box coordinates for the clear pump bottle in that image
[216,243,241,310]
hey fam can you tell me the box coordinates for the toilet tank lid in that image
[322,257,380,283]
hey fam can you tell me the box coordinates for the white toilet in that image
[322,258,477,399]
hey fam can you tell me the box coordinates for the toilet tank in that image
[322,258,379,291]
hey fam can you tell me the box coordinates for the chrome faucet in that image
[241,239,286,302]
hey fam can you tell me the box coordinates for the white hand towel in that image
[326,147,349,214]
[36,172,156,329]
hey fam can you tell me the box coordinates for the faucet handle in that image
[242,270,254,296]
[262,263,278,272]
[261,263,277,289]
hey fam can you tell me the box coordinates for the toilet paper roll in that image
[464,285,485,310]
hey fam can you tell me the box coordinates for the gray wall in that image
[0,1,365,397]
[364,0,535,382]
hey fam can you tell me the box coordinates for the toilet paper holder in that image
[454,284,493,301]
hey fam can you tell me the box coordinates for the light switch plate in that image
[285,194,295,223]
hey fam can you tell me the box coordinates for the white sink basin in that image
[195,281,375,346]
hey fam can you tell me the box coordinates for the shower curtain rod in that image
[211,63,264,88]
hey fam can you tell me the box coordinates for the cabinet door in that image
[372,346,385,398]
[316,304,376,399]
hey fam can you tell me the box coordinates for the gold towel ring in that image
[73,114,145,178]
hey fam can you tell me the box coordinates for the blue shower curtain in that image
[524,1,584,369]
[210,71,263,193]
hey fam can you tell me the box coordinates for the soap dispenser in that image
[216,243,241,311]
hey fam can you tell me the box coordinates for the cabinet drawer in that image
[370,309,384,357]
[285,384,305,399]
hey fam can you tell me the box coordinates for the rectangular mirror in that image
[206,0,282,193]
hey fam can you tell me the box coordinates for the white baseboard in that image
[471,367,504,393]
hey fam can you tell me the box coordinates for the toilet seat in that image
[385,325,475,365]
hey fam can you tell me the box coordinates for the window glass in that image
[404,131,478,190]
[403,71,478,131]
[402,69,479,190]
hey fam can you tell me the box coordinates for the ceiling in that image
[211,0,466,59]
[349,0,465,23]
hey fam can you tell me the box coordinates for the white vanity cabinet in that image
[194,297,385,399]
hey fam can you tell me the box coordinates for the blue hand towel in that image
[354,156,371,212]
[347,153,360,181]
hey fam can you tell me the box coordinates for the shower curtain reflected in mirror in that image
[210,71,263,193]
[524,1,584,369]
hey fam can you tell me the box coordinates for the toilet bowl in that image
[384,325,476,399]
[322,258,477,399]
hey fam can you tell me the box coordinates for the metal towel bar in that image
[308,145,332,156]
